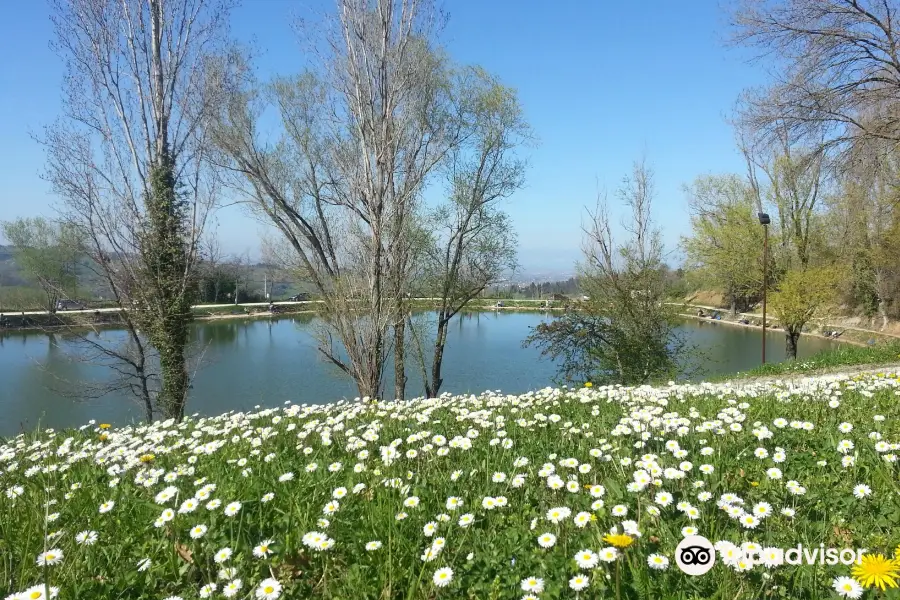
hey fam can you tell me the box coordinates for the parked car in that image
[56,299,86,311]
[287,293,310,302]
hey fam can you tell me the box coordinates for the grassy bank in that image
[2,371,900,599]
[711,340,900,381]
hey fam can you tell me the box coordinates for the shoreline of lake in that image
[675,312,865,346]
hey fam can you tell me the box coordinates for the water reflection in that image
[0,312,840,436]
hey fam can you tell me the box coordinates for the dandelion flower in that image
[603,533,634,548]
[852,554,900,590]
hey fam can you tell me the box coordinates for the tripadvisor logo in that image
[676,535,716,576]
[675,535,867,576]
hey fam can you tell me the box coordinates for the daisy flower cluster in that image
[1,371,899,598]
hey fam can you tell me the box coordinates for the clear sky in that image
[0,0,768,276]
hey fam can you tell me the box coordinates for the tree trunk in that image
[877,296,889,331]
[393,317,406,401]
[159,345,188,420]
[142,156,193,421]
[426,318,449,398]
[785,330,800,360]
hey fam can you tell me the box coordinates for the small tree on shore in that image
[526,159,683,385]
[0,217,83,313]
[771,266,840,359]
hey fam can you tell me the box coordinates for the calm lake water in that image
[0,311,840,436]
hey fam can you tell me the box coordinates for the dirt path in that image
[726,362,900,386]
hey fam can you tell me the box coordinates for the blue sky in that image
[0,0,767,276]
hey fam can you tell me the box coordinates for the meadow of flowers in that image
[2,371,900,599]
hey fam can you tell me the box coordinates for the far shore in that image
[675,312,866,347]
[0,299,890,348]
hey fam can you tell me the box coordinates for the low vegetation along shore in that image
[3,370,900,599]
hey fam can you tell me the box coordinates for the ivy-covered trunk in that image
[141,153,193,420]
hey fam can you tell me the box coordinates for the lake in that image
[0,311,840,437]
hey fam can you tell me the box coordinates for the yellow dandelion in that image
[895,545,900,559]
[750,481,759,487]
[584,382,593,388]
[140,454,155,463]
[99,433,108,441]
[602,533,634,549]
[852,554,900,590]
[99,423,111,429]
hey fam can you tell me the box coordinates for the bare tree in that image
[732,0,900,153]
[408,67,529,398]
[43,0,234,420]
[739,125,826,269]
[526,159,683,385]
[199,229,227,303]
[208,0,462,401]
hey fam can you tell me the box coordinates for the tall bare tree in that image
[409,67,528,398]
[43,0,234,420]
[739,126,827,270]
[208,0,463,401]
[732,0,900,153]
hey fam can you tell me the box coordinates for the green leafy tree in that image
[682,174,768,314]
[526,160,683,385]
[771,266,840,359]
[0,217,82,313]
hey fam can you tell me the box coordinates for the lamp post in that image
[758,212,771,364]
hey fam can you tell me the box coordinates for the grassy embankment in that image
[2,367,900,599]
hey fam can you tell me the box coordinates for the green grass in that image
[708,341,900,381]
[2,373,900,599]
